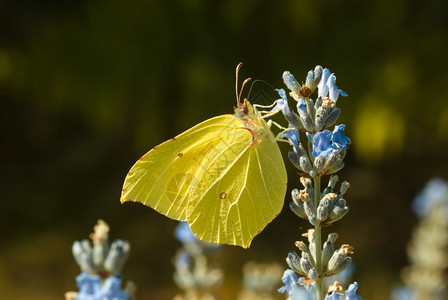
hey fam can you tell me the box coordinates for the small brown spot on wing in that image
[177,152,183,157]
[219,192,227,199]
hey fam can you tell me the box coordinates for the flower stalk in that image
[275,66,361,300]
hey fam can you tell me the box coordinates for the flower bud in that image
[288,150,302,171]
[314,156,326,173]
[291,188,301,203]
[312,66,323,88]
[287,251,306,275]
[321,233,339,270]
[295,240,308,251]
[284,111,303,130]
[314,96,323,109]
[326,161,345,175]
[327,245,353,274]
[72,241,96,273]
[323,175,339,195]
[324,150,346,174]
[339,181,350,196]
[283,71,301,92]
[325,107,341,127]
[300,177,313,189]
[307,98,316,117]
[302,229,316,261]
[289,201,306,219]
[315,116,325,132]
[301,249,316,268]
[328,199,349,222]
[300,256,313,274]
[305,70,315,90]
[104,240,131,275]
[317,200,330,222]
[297,99,316,132]
[299,156,313,174]
[328,256,352,275]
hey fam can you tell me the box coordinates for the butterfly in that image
[121,63,287,248]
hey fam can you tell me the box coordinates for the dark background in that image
[1,0,447,299]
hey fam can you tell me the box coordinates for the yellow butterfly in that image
[121,63,287,248]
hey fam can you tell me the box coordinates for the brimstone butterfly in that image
[121,63,287,248]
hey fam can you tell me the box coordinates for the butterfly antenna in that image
[236,62,243,106]
[235,62,252,114]
[239,78,252,102]
[247,79,276,100]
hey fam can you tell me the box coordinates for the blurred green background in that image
[1,0,447,299]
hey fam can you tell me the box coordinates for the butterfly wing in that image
[187,121,287,248]
[121,114,245,221]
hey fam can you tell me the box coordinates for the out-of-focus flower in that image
[76,272,102,299]
[278,270,314,300]
[345,282,361,300]
[238,261,283,300]
[175,221,198,243]
[412,178,448,216]
[173,222,223,299]
[68,220,134,300]
[101,275,130,300]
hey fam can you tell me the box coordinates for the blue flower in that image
[273,88,291,115]
[175,222,197,243]
[76,272,102,300]
[278,269,299,295]
[318,68,331,98]
[101,275,131,300]
[345,282,362,300]
[76,272,130,300]
[328,74,347,101]
[318,68,347,101]
[311,125,350,157]
[332,124,351,149]
[312,130,335,157]
[281,125,300,147]
[278,270,314,300]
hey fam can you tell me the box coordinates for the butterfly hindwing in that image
[187,124,287,247]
